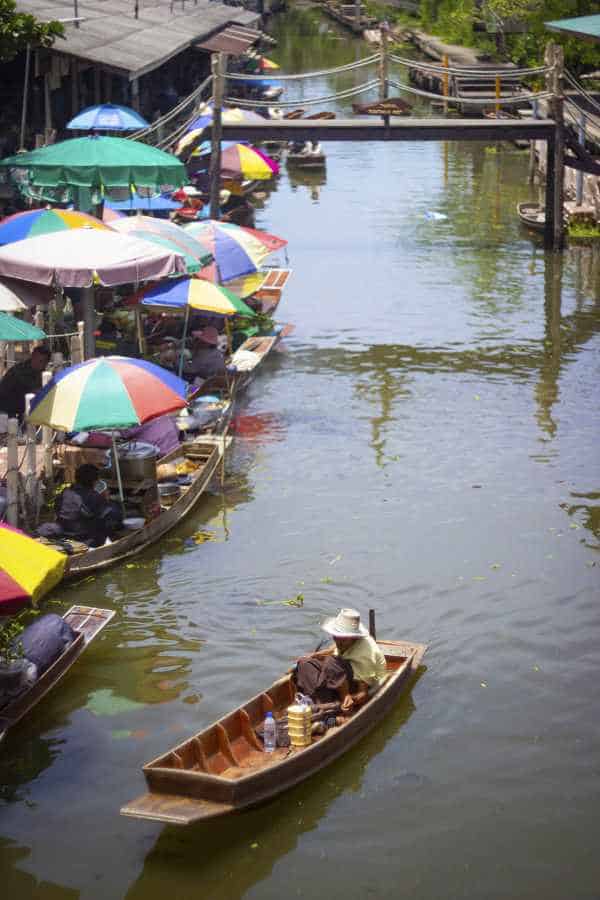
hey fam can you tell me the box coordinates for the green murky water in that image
[1,7,599,898]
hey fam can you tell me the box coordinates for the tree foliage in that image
[420,0,600,71]
[0,0,64,63]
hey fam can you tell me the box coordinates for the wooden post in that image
[379,22,389,102]
[131,77,140,112]
[44,71,53,134]
[354,0,360,31]
[495,75,501,115]
[442,55,449,115]
[42,370,54,488]
[528,99,538,184]
[368,609,376,640]
[545,41,564,251]
[81,287,96,360]
[19,44,31,150]
[71,58,79,118]
[545,128,556,250]
[24,393,37,519]
[135,306,147,356]
[6,418,19,527]
[576,109,585,206]
[209,53,225,221]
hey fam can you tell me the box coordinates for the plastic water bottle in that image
[263,711,277,753]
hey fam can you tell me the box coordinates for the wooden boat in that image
[0,605,115,742]
[63,440,223,577]
[121,637,427,825]
[517,201,546,233]
[286,149,327,170]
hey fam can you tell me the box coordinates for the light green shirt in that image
[334,634,387,687]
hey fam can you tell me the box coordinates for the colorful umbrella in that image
[0,312,46,341]
[0,523,67,614]
[0,136,186,213]
[183,220,287,283]
[28,356,188,503]
[105,191,180,213]
[110,216,212,271]
[120,231,202,274]
[28,356,187,432]
[259,56,280,71]
[137,275,255,317]
[67,103,149,131]
[219,144,279,181]
[0,208,109,246]
[136,276,255,377]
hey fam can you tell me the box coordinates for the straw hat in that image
[321,608,369,639]
[192,326,219,346]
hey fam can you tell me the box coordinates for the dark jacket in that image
[0,361,43,419]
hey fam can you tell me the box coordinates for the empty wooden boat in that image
[517,201,546,233]
[0,605,115,742]
[121,638,427,825]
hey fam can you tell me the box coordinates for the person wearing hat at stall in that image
[55,463,123,547]
[182,325,226,383]
[293,608,387,712]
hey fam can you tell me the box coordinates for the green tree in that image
[0,0,64,63]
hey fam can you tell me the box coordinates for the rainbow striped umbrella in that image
[183,220,286,283]
[0,208,109,246]
[28,356,187,432]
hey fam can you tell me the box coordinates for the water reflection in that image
[0,838,78,900]
[126,673,424,900]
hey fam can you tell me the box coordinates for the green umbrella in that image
[0,136,186,213]
[124,231,202,274]
[0,312,46,341]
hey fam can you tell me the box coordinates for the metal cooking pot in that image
[110,441,158,481]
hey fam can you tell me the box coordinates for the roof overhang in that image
[195,24,262,55]
[545,14,600,43]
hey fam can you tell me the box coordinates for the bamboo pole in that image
[6,418,19,527]
[24,394,37,519]
[19,44,31,151]
[495,75,501,115]
[379,22,389,102]
[544,42,565,251]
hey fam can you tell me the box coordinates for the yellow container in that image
[287,704,312,748]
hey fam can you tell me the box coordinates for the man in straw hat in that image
[183,326,226,383]
[293,608,387,712]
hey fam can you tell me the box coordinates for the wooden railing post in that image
[495,75,501,115]
[442,55,449,115]
[544,41,564,251]
[42,370,54,488]
[379,22,389,102]
[209,52,225,221]
[6,417,19,526]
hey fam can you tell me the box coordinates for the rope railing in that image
[225,53,381,81]
[129,74,213,143]
[389,53,551,79]
[564,70,600,119]
[387,77,553,107]
[226,80,380,109]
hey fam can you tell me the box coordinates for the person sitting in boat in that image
[293,608,387,712]
[0,345,51,421]
[182,326,226,384]
[55,464,123,547]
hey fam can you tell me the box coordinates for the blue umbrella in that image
[66,103,149,131]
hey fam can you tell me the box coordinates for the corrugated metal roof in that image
[196,24,261,53]
[545,14,600,42]
[15,0,260,79]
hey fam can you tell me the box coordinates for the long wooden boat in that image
[286,151,327,170]
[0,605,115,742]
[517,201,546,233]
[121,638,427,825]
[63,440,223,577]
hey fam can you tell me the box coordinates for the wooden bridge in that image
[218,116,561,247]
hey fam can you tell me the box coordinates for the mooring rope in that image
[225,54,381,81]
[564,70,600,119]
[226,80,380,109]
[387,78,553,107]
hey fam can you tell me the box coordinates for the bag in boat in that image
[18,613,77,674]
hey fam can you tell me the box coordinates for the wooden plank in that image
[219,118,556,144]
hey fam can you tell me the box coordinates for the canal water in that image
[2,7,600,898]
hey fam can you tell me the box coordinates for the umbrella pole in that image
[111,433,126,508]
[178,304,191,379]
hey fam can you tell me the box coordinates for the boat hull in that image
[121,639,427,825]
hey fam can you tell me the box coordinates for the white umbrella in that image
[0,277,53,311]
[0,228,186,288]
